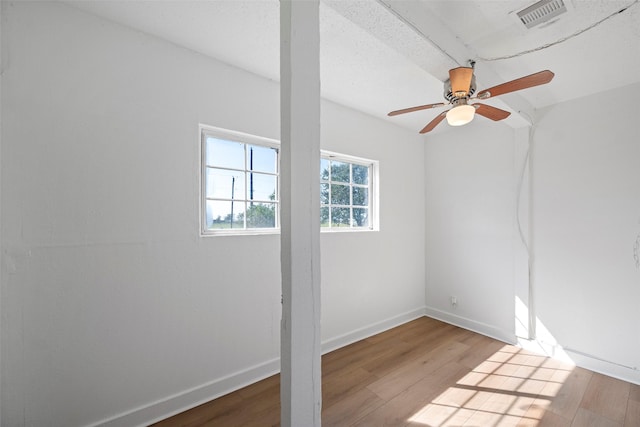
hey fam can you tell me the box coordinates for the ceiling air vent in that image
[517,0,568,28]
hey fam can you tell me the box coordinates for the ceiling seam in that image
[478,0,639,61]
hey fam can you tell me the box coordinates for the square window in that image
[320,152,377,232]
[201,127,279,235]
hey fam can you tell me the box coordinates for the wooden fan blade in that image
[477,70,554,99]
[449,67,474,95]
[388,103,446,116]
[474,103,511,121]
[420,112,447,134]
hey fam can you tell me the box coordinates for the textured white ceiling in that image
[420,0,640,108]
[63,0,640,135]
[320,1,448,133]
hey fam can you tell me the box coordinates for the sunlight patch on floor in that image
[517,318,575,365]
[407,344,575,426]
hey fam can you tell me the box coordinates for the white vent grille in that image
[517,0,567,28]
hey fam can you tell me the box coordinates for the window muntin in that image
[320,153,376,231]
[201,127,377,235]
[201,127,279,235]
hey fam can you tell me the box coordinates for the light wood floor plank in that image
[322,387,383,427]
[152,318,639,427]
[322,366,377,409]
[580,372,630,423]
[538,366,592,420]
[630,383,640,402]
[366,340,469,401]
[534,409,572,427]
[355,361,471,427]
[624,399,640,427]
[572,407,622,427]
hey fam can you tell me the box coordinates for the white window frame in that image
[320,150,379,232]
[200,125,280,236]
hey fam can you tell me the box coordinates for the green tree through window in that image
[239,192,276,228]
[320,156,372,229]
[202,126,377,235]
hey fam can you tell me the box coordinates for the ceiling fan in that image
[388,65,554,133]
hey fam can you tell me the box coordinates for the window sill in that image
[320,227,378,233]
[201,228,280,237]
[200,227,380,237]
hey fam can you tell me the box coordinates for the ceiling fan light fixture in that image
[388,69,554,133]
[446,104,475,126]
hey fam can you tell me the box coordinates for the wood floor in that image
[153,317,640,426]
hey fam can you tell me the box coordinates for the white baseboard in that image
[564,349,640,386]
[92,358,280,427]
[424,306,516,345]
[425,307,640,386]
[321,306,427,354]
[93,307,639,427]
[517,338,640,386]
[426,307,640,386]
[93,306,427,427]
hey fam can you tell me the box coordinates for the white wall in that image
[321,102,426,349]
[0,2,425,426]
[424,121,524,343]
[424,82,640,385]
[532,82,640,383]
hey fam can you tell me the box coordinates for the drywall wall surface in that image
[320,101,426,347]
[1,2,280,426]
[424,122,520,343]
[0,2,427,425]
[532,82,640,382]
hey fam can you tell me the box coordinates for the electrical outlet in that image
[450,296,457,307]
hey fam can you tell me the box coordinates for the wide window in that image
[320,152,377,231]
[201,126,279,235]
[201,127,378,235]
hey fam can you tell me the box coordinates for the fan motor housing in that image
[444,76,476,102]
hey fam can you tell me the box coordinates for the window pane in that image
[352,164,369,185]
[331,184,350,205]
[320,207,330,227]
[331,161,350,183]
[319,154,376,231]
[331,207,350,227]
[201,128,281,234]
[352,187,368,206]
[248,145,277,174]
[206,200,245,229]
[246,203,276,228]
[320,183,330,205]
[206,168,245,200]
[320,158,330,181]
[206,137,245,169]
[352,208,369,228]
[248,172,276,201]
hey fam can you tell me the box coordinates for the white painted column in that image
[279,1,322,426]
